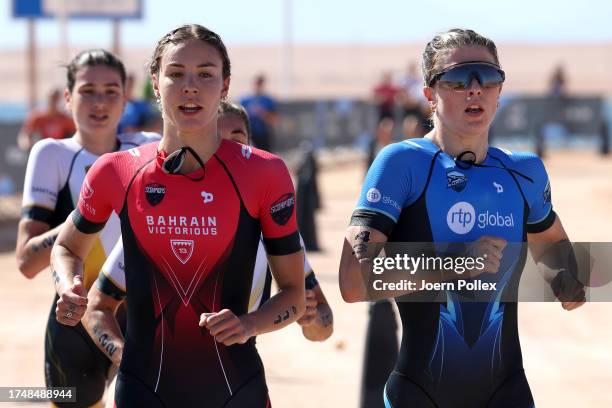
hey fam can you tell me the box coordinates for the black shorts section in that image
[21,205,54,224]
[115,370,167,408]
[487,370,534,408]
[72,208,106,234]
[44,307,112,408]
[116,370,270,408]
[526,209,556,234]
[350,209,396,237]
[224,370,270,408]
[384,371,438,408]
[384,370,534,408]
[263,230,301,256]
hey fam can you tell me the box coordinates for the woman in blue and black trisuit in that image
[340,28,585,408]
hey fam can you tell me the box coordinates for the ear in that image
[423,86,436,110]
[221,76,231,100]
[64,88,72,112]
[151,73,160,98]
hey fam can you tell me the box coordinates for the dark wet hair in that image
[66,49,126,92]
[422,28,500,86]
[219,101,251,144]
[149,24,231,79]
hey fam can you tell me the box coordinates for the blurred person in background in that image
[240,73,278,151]
[549,64,567,98]
[117,73,156,134]
[16,49,159,408]
[366,117,395,170]
[17,88,76,150]
[340,28,585,408]
[372,71,400,122]
[398,61,431,135]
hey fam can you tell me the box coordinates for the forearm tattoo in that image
[320,311,333,328]
[93,323,119,358]
[352,231,370,256]
[51,267,60,285]
[274,305,298,325]
[31,233,58,253]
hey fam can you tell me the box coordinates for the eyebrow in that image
[79,82,121,88]
[166,62,218,68]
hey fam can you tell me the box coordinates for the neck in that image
[75,131,117,156]
[158,122,220,173]
[426,122,489,163]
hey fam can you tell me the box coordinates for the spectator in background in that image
[372,71,400,121]
[117,73,156,133]
[398,61,431,135]
[240,74,278,151]
[549,64,567,98]
[366,117,394,170]
[17,88,75,150]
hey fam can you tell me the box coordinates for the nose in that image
[92,92,106,107]
[183,73,199,95]
[467,78,482,97]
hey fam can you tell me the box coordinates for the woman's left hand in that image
[199,309,254,346]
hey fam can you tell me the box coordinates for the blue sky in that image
[3,0,612,48]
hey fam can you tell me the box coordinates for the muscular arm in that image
[201,250,306,345]
[339,226,387,303]
[82,286,124,366]
[51,214,100,325]
[246,250,306,334]
[299,283,333,342]
[16,218,63,279]
[528,215,585,310]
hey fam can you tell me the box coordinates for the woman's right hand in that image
[55,275,88,326]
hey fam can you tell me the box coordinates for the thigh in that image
[384,371,438,408]
[45,317,111,408]
[487,371,535,408]
[225,370,271,408]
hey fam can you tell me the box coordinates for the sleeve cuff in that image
[305,271,319,290]
[95,273,126,301]
[527,209,556,234]
[21,206,53,224]
[349,209,396,237]
[263,230,302,256]
[72,209,106,234]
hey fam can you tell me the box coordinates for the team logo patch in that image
[270,193,295,225]
[145,183,166,206]
[447,201,476,235]
[171,239,194,264]
[446,170,468,192]
[543,180,551,203]
[128,147,140,157]
[201,191,214,204]
[241,145,252,159]
[82,180,94,199]
[366,188,381,203]
[493,181,504,194]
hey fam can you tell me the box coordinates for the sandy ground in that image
[0,149,611,407]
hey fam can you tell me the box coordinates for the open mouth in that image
[465,105,484,114]
[89,114,109,122]
[179,103,203,114]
